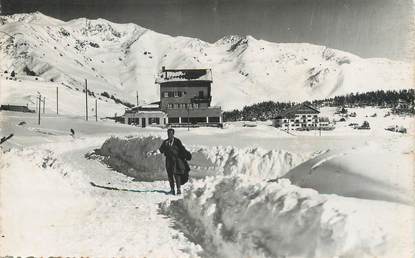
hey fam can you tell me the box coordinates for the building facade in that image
[123,104,168,128]
[155,67,223,126]
[0,104,34,113]
[272,104,332,130]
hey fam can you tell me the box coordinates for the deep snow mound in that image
[0,147,95,256]
[93,136,307,181]
[0,147,91,191]
[190,145,306,179]
[93,136,165,181]
[283,139,414,205]
[161,176,414,258]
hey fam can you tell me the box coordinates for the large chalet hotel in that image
[122,67,223,127]
[272,103,331,130]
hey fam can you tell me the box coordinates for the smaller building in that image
[122,104,167,128]
[318,117,333,130]
[0,104,35,113]
[272,103,332,130]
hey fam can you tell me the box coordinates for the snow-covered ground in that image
[0,106,414,257]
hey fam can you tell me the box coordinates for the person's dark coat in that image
[159,137,191,185]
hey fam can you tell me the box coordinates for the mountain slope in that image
[0,12,413,111]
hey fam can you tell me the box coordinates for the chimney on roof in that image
[162,66,165,72]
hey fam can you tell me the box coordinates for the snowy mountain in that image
[0,12,413,111]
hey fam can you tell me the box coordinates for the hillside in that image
[0,12,413,111]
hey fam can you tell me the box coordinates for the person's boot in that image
[169,188,175,195]
[176,188,181,195]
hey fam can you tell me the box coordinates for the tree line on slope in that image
[312,89,414,107]
[101,91,134,108]
[223,89,415,121]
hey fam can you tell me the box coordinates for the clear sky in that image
[2,0,413,61]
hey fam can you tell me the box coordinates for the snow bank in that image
[0,142,203,257]
[190,145,307,179]
[0,148,94,256]
[283,139,414,205]
[95,136,166,181]
[95,136,308,181]
[161,176,414,258]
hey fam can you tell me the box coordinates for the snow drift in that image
[0,148,94,256]
[161,175,414,258]
[282,139,414,205]
[92,136,308,181]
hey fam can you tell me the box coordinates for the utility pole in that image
[42,96,46,114]
[38,94,41,125]
[95,98,98,122]
[56,87,59,115]
[136,91,139,107]
[187,106,190,131]
[85,79,88,121]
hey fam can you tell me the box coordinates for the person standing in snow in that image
[159,128,191,195]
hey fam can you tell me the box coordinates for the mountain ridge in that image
[0,12,413,110]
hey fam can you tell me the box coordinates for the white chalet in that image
[272,103,331,130]
[122,103,168,128]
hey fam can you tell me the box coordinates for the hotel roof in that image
[155,68,212,83]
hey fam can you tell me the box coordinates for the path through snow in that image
[0,137,201,257]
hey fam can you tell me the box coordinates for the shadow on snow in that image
[89,181,171,195]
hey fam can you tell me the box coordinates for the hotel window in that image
[168,92,174,97]
[178,91,183,97]
[174,91,179,97]
[163,92,169,98]
[193,103,199,109]
[167,104,173,109]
